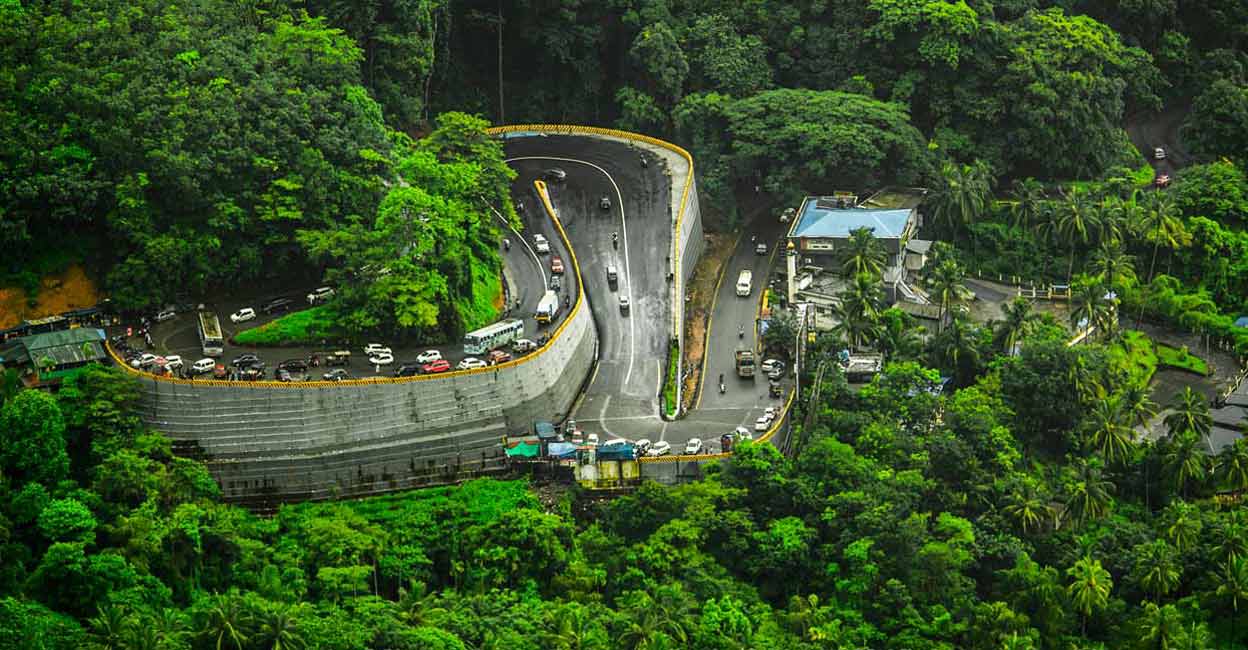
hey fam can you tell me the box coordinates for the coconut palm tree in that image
[87,604,133,650]
[196,593,252,650]
[1164,387,1212,442]
[874,309,924,362]
[1137,602,1185,650]
[1055,188,1101,282]
[1136,190,1185,284]
[1086,398,1135,466]
[1070,282,1112,340]
[1009,177,1047,232]
[1063,459,1116,527]
[1164,432,1209,499]
[255,605,307,650]
[994,296,1038,355]
[841,226,887,279]
[1216,557,1248,647]
[1002,477,1051,534]
[934,310,981,387]
[927,160,994,240]
[1089,239,1136,293]
[927,259,967,332]
[1133,540,1181,604]
[1218,438,1248,492]
[1163,500,1203,553]
[1067,555,1113,636]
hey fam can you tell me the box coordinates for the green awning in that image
[506,441,541,458]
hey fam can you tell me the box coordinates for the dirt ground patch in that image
[682,232,738,409]
[0,264,101,329]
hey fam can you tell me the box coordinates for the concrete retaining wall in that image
[129,296,595,505]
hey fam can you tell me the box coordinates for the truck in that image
[736,270,753,297]
[535,290,560,324]
[735,349,755,378]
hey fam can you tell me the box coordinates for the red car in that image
[1155,174,1171,188]
[422,359,451,374]
[551,256,565,275]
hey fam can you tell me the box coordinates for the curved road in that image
[504,135,786,451]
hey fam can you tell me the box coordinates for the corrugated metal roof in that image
[791,200,914,240]
[0,328,107,367]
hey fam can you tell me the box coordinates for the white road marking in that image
[484,199,546,292]
[597,394,616,438]
[505,155,636,387]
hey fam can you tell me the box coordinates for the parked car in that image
[324,350,350,366]
[734,426,753,441]
[306,286,335,304]
[232,353,261,367]
[1154,147,1166,160]
[323,368,351,381]
[488,349,512,365]
[764,406,778,420]
[154,308,177,323]
[551,256,565,274]
[635,439,652,455]
[755,416,772,432]
[191,358,217,375]
[423,359,451,374]
[230,307,256,323]
[212,364,228,379]
[164,355,184,370]
[533,234,550,254]
[780,207,796,223]
[363,343,391,356]
[604,438,628,447]
[275,368,293,382]
[586,433,600,447]
[261,297,294,314]
[416,350,443,364]
[394,363,421,377]
[647,441,672,456]
[599,195,611,210]
[761,359,785,374]
[239,367,264,381]
[684,438,703,455]
[130,353,159,369]
[457,357,487,370]
[513,338,537,353]
[1155,173,1171,188]
[543,168,567,182]
[756,242,768,255]
[278,359,309,372]
[368,352,395,366]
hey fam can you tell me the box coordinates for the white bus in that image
[535,290,561,324]
[197,311,224,357]
[736,270,753,297]
[464,319,524,355]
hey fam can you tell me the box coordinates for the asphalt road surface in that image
[504,135,786,451]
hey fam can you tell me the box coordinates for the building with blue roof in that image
[786,196,919,257]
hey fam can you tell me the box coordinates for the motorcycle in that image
[719,373,726,394]
[738,325,745,339]
[612,232,619,249]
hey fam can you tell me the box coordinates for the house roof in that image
[790,199,913,240]
[0,328,107,367]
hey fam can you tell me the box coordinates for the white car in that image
[756,242,767,255]
[368,352,395,366]
[586,433,600,447]
[764,406,778,420]
[164,355,184,370]
[416,350,443,364]
[457,357,487,370]
[154,308,177,323]
[647,441,672,456]
[635,439,652,455]
[513,338,537,353]
[755,416,773,432]
[130,353,158,368]
[191,358,217,374]
[230,308,256,323]
[734,426,753,441]
[1154,147,1166,160]
[779,207,795,223]
[307,286,335,304]
[364,343,391,355]
[533,234,551,254]
[684,438,703,455]
[761,359,785,374]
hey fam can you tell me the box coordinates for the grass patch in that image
[663,338,679,417]
[1156,343,1210,375]
[234,306,336,346]
[1105,330,1159,391]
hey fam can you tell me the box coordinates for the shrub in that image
[233,306,336,346]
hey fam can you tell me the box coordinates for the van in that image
[607,264,618,286]
[736,270,753,297]
[191,358,216,375]
[306,286,334,304]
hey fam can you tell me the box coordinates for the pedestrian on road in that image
[504,238,511,251]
